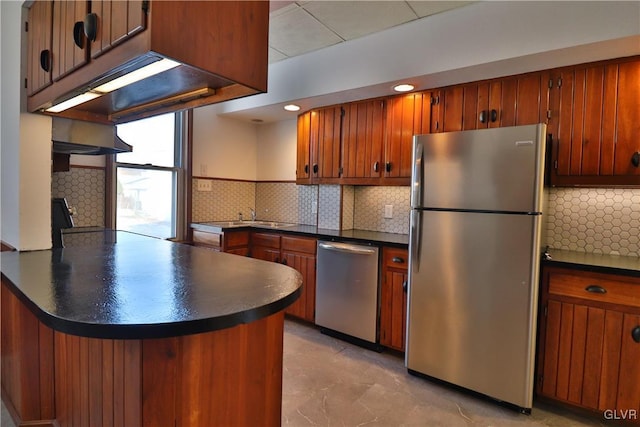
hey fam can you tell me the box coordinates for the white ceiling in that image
[268,1,475,63]
[219,1,640,123]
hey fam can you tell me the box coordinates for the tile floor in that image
[1,320,608,427]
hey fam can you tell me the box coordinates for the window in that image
[115,113,186,239]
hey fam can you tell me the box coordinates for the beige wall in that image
[192,105,258,181]
[256,119,297,181]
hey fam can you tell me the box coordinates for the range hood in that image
[52,117,132,155]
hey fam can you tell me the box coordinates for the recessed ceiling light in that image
[393,84,415,92]
[284,104,301,112]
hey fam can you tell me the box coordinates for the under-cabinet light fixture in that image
[393,83,415,92]
[45,92,102,113]
[284,104,301,112]
[44,58,181,113]
[93,58,180,93]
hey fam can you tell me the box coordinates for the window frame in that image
[107,111,190,241]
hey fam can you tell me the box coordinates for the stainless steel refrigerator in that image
[406,124,547,413]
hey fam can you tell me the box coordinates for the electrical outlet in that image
[196,179,212,192]
[384,205,393,219]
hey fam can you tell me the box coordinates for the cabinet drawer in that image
[225,231,249,248]
[383,247,409,270]
[548,272,640,308]
[281,236,316,254]
[193,230,221,248]
[251,232,280,249]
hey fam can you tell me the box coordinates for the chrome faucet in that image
[249,207,256,221]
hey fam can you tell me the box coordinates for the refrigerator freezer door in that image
[406,210,542,409]
[412,124,546,213]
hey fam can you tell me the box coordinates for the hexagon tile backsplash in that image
[546,188,639,257]
[52,167,105,227]
[59,170,639,258]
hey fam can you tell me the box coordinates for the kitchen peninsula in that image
[0,230,301,427]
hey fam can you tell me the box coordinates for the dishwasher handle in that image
[318,242,377,255]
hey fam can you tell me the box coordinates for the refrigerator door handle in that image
[411,137,424,208]
[410,210,422,273]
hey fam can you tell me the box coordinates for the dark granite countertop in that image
[544,248,640,277]
[0,230,302,339]
[191,222,409,247]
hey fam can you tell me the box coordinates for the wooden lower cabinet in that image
[379,246,408,352]
[251,232,317,323]
[192,229,249,256]
[537,267,640,420]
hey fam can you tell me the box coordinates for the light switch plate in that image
[384,204,393,218]
[197,179,212,192]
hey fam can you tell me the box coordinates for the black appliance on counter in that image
[52,198,74,248]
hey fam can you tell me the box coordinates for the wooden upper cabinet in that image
[26,0,53,96]
[27,1,269,123]
[614,60,640,178]
[89,0,147,59]
[296,111,312,183]
[315,106,342,180]
[51,1,89,82]
[385,92,430,178]
[446,73,543,132]
[342,99,385,179]
[550,57,640,186]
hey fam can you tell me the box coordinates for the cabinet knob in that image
[632,152,640,168]
[490,109,498,123]
[632,326,640,343]
[73,21,85,48]
[83,13,98,42]
[402,281,408,292]
[304,164,309,174]
[39,49,51,72]
[479,110,487,123]
[385,162,391,173]
[373,161,379,172]
[282,258,287,266]
[392,256,405,264]
[313,164,318,174]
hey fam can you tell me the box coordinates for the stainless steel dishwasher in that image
[315,241,379,345]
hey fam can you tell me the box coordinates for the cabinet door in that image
[612,60,640,177]
[251,232,281,262]
[90,0,147,59]
[550,59,640,185]
[296,111,312,182]
[342,100,385,179]
[380,247,408,351]
[385,92,430,177]
[380,269,407,351]
[27,0,53,96]
[281,251,316,322]
[442,86,464,132]
[312,106,342,179]
[281,236,316,322]
[472,80,502,130]
[515,73,543,126]
[52,0,89,82]
[251,246,280,263]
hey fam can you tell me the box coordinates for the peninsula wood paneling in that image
[1,276,288,427]
[1,278,56,426]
